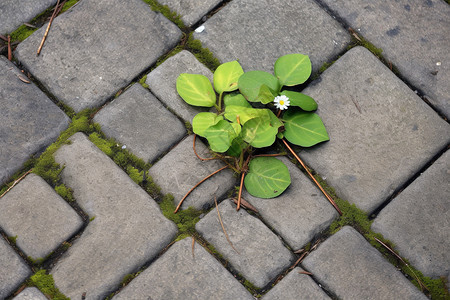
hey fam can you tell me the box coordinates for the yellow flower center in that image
[279,100,285,105]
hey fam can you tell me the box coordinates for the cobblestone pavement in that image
[1,0,449,299]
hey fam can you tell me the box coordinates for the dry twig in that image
[231,197,258,213]
[7,35,12,60]
[298,271,313,275]
[215,197,239,254]
[191,236,195,259]
[282,139,342,215]
[37,0,61,55]
[0,170,32,200]
[193,134,216,161]
[236,172,245,211]
[174,165,228,213]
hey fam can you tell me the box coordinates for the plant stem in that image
[282,139,342,215]
[236,172,245,211]
[218,92,224,112]
[174,165,228,213]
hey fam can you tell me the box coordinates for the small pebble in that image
[195,25,205,33]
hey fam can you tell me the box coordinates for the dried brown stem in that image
[231,197,258,213]
[193,134,217,161]
[215,197,239,254]
[290,251,308,270]
[37,0,60,56]
[374,237,427,291]
[236,171,245,211]
[174,165,228,213]
[191,236,195,259]
[298,271,313,275]
[7,35,12,60]
[0,169,32,200]
[282,139,342,215]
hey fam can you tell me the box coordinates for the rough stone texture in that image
[302,226,427,299]
[14,0,182,112]
[0,173,83,260]
[113,238,254,300]
[12,287,47,300]
[146,50,213,123]
[149,135,235,211]
[321,0,450,118]
[159,0,222,27]
[244,157,338,250]
[51,133,177,299]
[262,267,330,300]
[299,47,450,213]
[193,0,350,73]
[0,56,70,186]
[0,0,57,34]
[196,200,295,288]
[93,84,186,163]
[0,237,31,299]
[372,150,450,279]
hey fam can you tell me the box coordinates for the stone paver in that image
[0,237,31,299]
[302,226,427,299]
[262,267,330,300]
[51,133,177,299]
[13,287,47,300]
[196,200,295,289]
[193,0,350,73]
[372,150,450,279]
[298,46,450,213]
[93,84,186,163]
[149,135,235,211]
[321,0,450,118]
[159,0,222,27]
[0,56,70,186]
[0,0,57,34]
[14,0,182,112]
[244,157,338,250]
[113,237,254,300]
[0,173,83,260]
[146,50,213,123]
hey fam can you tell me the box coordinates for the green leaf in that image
[244,157,291,198]
[224,106,269,125]
[224,93,252,108]
[242,116,278,148]
[258,84,277,104]
[266,109,284,129]
[281,90,317,111]
[213,61,244,94]
[204,120,236,152]
[176,73,216,107]
[227,136,247,157]
[238,71,280,102]
[192,112,223,137]
[283,109,329,147]
[274,54,312,86]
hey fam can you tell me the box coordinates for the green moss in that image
[141,0,186,29]
[61,241,71,250]
[139,75,149,89]
[61,0,80,13]
[55,184,75,202]
[127,166,143,184]
[120,273,136,286]
[8,235,18,244]
[160,194,202,237]
[89,132,115,156]
[28,270,69,299]
[9,25,38,42]
[242,278,260,295]
[184,121,193,134]
[27,256,45,266]
[185,34,221,71]
[89,216,96,222]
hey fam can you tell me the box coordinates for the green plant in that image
[176,54,334,212]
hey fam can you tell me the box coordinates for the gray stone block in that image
[321,0,450,118]
[146,50,213,123]
[372,150,450,279]
[14,0,182,112]
[13,287,47,300]
[0,56,70,186]
[51,133,178,299]
[302,226,427,299]
[149,135,235,211]
[298,47,450,213]
[93,84,186,163]
[262,267,330,300]
[244,157,338,250]
[196,200,295,288]
[0,237,31,299]
[193,0,350,73]
[113,237,254,300]
[0,0,57,34]
[0,173,83,260]
[158,0,222,27]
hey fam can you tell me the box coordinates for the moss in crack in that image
[60,0,80,13]
[160,194,202,239]
[185,33,221,71]
[8,235,18,245]
[141,0,186,29]
[139,75,149,89]
[55,184,75,202]
[27,270,69,300]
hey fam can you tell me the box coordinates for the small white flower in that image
[121,145,127,149]
[274,95,290,110]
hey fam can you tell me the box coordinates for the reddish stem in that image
[237,172,245,211]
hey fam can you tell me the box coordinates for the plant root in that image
[0,169,32,200]
[215,197,239,254]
